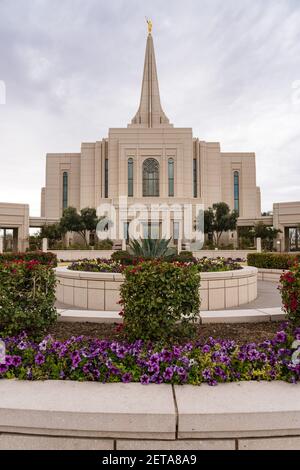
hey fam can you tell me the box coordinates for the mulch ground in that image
[49,321,281,345]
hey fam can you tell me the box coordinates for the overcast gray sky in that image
[0,0,299,215]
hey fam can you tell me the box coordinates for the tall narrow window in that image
[168,158,174,197]
[128,158,134,197]
[124,222,130,243]
[105,159,108,198]
[62,172,68,210]
[193,159,197,198]
[143,158,159,197]
[234,171,240,214]
[173,221,180,240]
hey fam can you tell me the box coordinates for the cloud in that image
[0,0,299,215]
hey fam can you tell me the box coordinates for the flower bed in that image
[1,324,299,385]
[0,251,57,267]
[68,259,122,273]
[67,257,242,273]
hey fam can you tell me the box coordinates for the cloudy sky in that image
[0,0,299,215]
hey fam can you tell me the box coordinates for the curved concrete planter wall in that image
[55,266,258,311]
[257,268,284,283]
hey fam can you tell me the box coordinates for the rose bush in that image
[0,260,57,337]
[0,251,57,267]
[279,263,300,325]
[120,260,200,342]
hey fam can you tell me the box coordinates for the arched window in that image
[128,158,134,197]
[143,158,159,197]
[234,171,240,214]
[62,172,68,210]
[168,158,174,197]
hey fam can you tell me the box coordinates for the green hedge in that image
[0,260,57,337]
[0,251,57,267]
[247,252,300,270]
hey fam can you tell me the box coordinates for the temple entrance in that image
[0,228,18,252]
[287,227,300,252]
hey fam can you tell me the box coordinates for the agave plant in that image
[128,238,175,259]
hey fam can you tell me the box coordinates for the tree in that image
[253,222,281,251]
[40,223,63,248]
[59,207,100,247]
[204,202,238,247]
[237,226,255,249]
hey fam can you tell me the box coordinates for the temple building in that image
[40,27,261,244]
[0,25,300,251]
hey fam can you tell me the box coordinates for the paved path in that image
[232,280,281,310]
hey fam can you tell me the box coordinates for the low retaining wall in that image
[0,380,300,450]
[257,268,284,283]
[55,266,258,311]
[51,249,254,262]
[50,250,114,261]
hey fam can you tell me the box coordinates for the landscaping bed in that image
[1,322,299,385]
[1,251,300,388]
[49,321,280,344]
[68,256,243,273]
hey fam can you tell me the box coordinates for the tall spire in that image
[129,23,172,128]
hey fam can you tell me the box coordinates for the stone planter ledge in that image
[0,381,300,450]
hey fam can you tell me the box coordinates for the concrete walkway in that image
[232,280,281,310]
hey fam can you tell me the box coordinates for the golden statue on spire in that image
[146,18,153,34]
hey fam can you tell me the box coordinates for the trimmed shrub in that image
[120,260,200,342]
[247,252,300,270]
[111,250,134,266]
[168,251,197,263]
[0,260,57,337]
[0,251,57,267]
[279,264,300,325]
[94,239,114,250]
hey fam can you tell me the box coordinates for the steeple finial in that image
[146,18,153,34]
[129,27,172,128]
